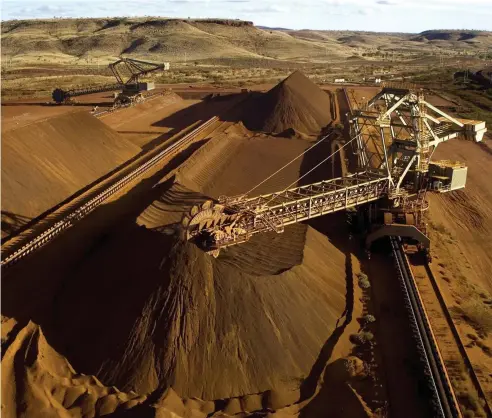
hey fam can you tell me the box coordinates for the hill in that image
[49,118,349,401]
[2,18,491,67]
[0,18,340,64]
[411,30,492,47]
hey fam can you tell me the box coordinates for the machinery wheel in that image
[181,201,225,241]
[52,88,67,104]
[114,94,131,107]
[181,200,249,256]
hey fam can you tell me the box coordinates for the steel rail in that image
[425,263,492,416]
[1,116,219,269]
[390,236,461,418]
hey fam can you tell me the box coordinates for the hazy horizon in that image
[2,0,492,33]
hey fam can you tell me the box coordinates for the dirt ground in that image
[100,93,198,148]
[0,89,244,238]
[2,75,491,417]
[2,101,87,132]
[428,138,492,405]
[1,77,388,417]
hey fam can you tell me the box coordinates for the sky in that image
[2,0,492,33]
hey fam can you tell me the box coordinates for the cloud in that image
[2,0,491,31]
[376,0,398,5]
[239,3,290,13]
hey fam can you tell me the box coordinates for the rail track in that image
[408,252,492,418]
[391,236,462,418]
[343,86,458,416]
[344,85,489,417]
[1,116,220,270]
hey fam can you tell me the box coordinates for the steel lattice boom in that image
[52,83,122,104]
[109,58,166,86]
[184,171,389,255]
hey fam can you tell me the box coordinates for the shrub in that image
[350,334,362,344]
[358,272,371,289]
[457,390,481,415]
[358,276,371,289]
[452,301,492,336]
[350,331,374,345]
[362,314,376,324]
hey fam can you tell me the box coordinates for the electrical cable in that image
[243,131,336,197]
[264,134,359,206]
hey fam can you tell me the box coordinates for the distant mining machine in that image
[52,58,169,107]
[181,85,487,259]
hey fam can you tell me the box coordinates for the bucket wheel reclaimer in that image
[181,200,248,258]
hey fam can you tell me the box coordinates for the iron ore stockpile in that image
[4,72,402,418]
[1,111,140,237]
[242,70,334,136]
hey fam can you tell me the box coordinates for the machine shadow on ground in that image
[1,211,31,237]
[151,93,245,131]
[126,93,246,152]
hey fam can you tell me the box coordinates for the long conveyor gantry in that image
[184,171,389,253]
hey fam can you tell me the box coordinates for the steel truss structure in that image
[184,172,389,252]
[52,58,167,104]
[109,58,164,86]
[183,87,486,255]
[351,87,486,198]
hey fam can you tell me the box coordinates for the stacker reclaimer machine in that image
[182,86,487,259]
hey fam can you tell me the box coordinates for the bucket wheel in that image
[181,200,227,241]
[181,200,250,256]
